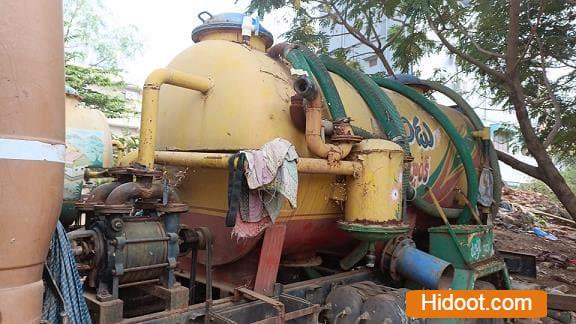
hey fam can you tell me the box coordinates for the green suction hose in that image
[284,47,375,138]
[286,48,348,121]
[319,56,408,149]
[319,55,412,202]
[419,80,502,211]
[370,76,479,223]
[279,44,483,223]
[351,126,376,139]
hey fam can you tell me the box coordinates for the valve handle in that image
[197,11,213,23]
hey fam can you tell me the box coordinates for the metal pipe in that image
[204,231,213,324]
[189,244,198,305]
[67,229,97,241]
[266,42,293,60]
[104,182,163,205]
[84,181,121,203]
[118,279,160,289]
[111,139,125,162]
[83,169,110,181]
[120,263,170,274]
[295,76,353,164]
[305,104,352,164]
[289,95,306,132]
[121,237,170,244]
[154,151,361,176]
[138,68,214,169]
[392,239,454,289]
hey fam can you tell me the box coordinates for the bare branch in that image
[319,0,395,74]
[535,41,562,148]
[496,150,544,181]
[367,11,383,49]
[452,19,506,59]
[529,1,562,148]
[64,0,83,45]
[348,51,374,59]
[300,9,331,20]
[427,17,507,82]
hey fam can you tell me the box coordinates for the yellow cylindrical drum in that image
[345,140,404,223]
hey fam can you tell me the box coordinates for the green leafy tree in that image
[245,0,576,219]
[245,0,410,74]
[64,0,142,118]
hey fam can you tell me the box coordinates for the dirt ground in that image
[495,187,576,293]
[493,187,576,323]
[494,227,576,293]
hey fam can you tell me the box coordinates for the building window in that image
[365,56,378,67]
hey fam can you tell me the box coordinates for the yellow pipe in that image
[154,151,361,176]
[138,68,214,168]
[111,139,125,163]
[305,94,352,164]
[427,187,451,226]
[84,168,109,181]
[472,127,491,140]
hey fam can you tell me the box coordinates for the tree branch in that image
[452,19,506,59]
[496,150,544,181]
[530,1,562,149]
[427,17,507,82]
[505,0,521,80]
[64,0,82,43]
[319,0,395,75]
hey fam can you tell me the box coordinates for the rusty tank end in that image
[0,0,65,322]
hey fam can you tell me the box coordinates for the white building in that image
[107,84,142,137]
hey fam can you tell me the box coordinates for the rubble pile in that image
[494,186,576,301]
[496,187,575,237]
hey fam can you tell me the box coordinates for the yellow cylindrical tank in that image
[345,140,404,223]
[151,13,482,266]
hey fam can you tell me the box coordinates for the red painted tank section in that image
[180,212,353,265]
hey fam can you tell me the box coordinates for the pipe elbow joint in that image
[293,75,317,101]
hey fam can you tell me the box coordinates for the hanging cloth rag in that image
[241,138,298,223]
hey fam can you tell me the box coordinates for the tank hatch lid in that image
[191,12,274,48]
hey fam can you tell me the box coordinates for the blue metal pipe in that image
[393,239,454,289]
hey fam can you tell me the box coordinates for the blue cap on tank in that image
[191,12,274,48]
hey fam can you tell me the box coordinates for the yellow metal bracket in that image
[471,127,491,141]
